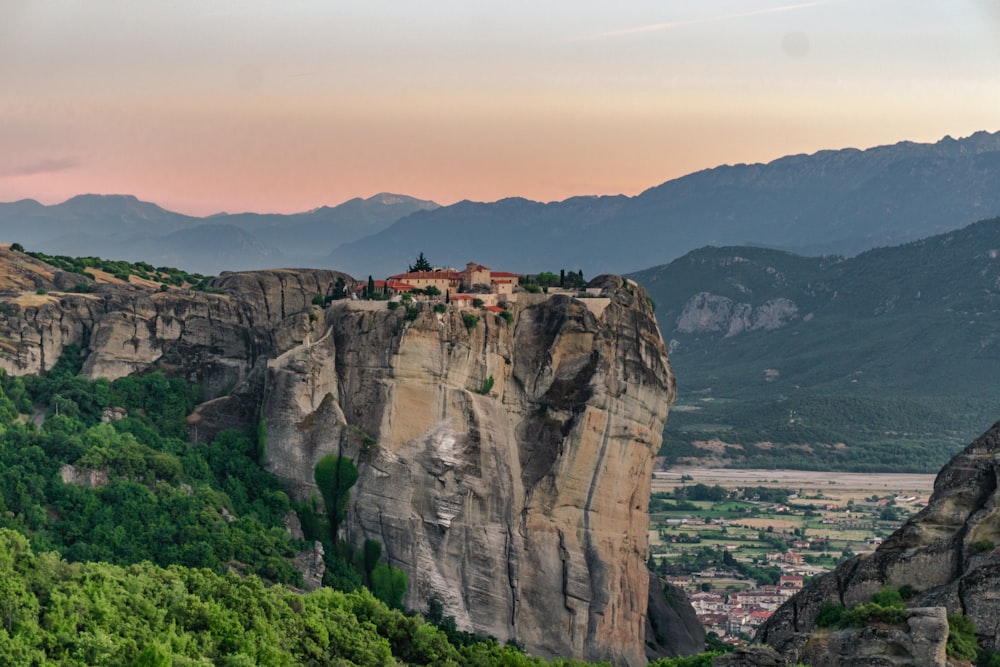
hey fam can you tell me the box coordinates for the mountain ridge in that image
[3,131,1000,278]
[327,130,1000,277]
[0,192,438,275]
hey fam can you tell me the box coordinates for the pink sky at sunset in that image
[2,1,999,216]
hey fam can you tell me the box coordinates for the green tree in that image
[362,539,382,586]
[367,275,376,299]
[314,455,359,541]
[409,252,432,272]
[331,276,348,300]
[535,271,559,286]
[371,562,408,609]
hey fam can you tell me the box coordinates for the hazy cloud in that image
[0,158,81,179]
[583,1,841,40]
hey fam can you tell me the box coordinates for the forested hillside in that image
[0,347,303,584]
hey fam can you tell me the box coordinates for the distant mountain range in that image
[328,130,1000,277]
[0,193,438,275]
[1,131,999,277]
[627,216,1000,472]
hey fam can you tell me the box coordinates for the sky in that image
[2,0,999,216]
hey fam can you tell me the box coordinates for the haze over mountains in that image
[0,193,438,275]
[3,131,1000,277]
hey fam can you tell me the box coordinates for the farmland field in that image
[653,467,935,499]
[648,466,936,587]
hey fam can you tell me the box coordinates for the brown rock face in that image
[263,278,677,665]
[758,421,1000,662]
[0,254,349,398]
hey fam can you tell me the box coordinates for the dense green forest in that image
[0,346,301,585]
[0,345,712,665]
[660,393,988,472]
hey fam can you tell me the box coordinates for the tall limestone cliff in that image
[0,246,694,664]
[263,276,678,665]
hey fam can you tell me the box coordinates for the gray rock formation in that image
[717,608,949,666]
[713,645,788,667]
[647,579,705,661]
[758,420,1000,663]
[0,249,693,665]
[59,464,109,488]
[675,292,798,337]
[793,607,948,667]
[293,541,326,591]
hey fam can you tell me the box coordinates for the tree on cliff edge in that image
[409,252,432,272]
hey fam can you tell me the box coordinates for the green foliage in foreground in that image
[0,529,611,667]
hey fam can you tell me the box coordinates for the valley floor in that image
[653,467,936,498]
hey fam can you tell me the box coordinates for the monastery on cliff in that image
[380,262,520,296]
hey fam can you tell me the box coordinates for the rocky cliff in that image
[261,277,681,665]
[0,247,696,664]
[756,420,1000,664]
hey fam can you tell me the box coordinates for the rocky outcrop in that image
[293,541,326,591]
[262,276,679,665]
[59,464,109,488]
[646,579,705,661]
[675,292,798,337]
[0,250,690,665]
[794,607,949,667]
[713,645,788,667]
[757,420,1000,663]
[0,250,351,397]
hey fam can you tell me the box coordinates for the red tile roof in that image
[356,280,417,291]
[484,306,505,313]
[389,270,459,280]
